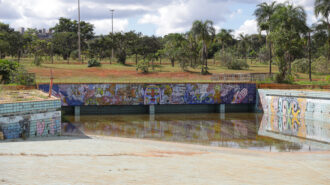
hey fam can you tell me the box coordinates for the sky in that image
[0,0,319,38]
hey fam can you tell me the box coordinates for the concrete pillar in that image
[74,106,80,122]
[220,104,225,113]
[149,114,155,122]
[220,104,225,120]
[149,104,155,115]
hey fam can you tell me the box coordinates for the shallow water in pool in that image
[63,113,330,152]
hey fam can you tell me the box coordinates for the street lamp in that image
[110,9,114,64]
[78,0,82,63]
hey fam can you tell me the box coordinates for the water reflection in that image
[259,113,330,150]
[64,113,329,152]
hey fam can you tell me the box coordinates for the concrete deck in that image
[0,135,329,185]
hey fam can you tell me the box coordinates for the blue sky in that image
[0,0,317,37]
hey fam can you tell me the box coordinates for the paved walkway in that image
[0,135,329,185]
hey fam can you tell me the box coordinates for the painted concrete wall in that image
[257,89,330,122]
[0,99,61,140]
[38,83,256,106]
[0,111,61,139]
[257,89,330,145]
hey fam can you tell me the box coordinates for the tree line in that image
[0,0,329,81]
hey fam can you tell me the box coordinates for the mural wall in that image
[258,89,330,122]
[0,111,61,139]
[257,89,330,143]
[259,112,330,143]
[38,83,256,106]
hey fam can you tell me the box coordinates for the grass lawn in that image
[12,57,329,85]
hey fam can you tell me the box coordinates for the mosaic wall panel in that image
[257,89,330,122]
[0,111,61,139]
[39,83,257,106]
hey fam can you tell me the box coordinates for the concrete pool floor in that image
[0,135,329,185]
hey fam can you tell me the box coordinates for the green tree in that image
[52,32,77,63]
[125,31,142,65]
[31,39,48,65]
[215,29,233,58]
[51,18,94,61]
[254,1,278,74]
[162,33,186,67]
[314,0,330,60]
[270,3,308,82]
[191,20,215,74]
[238,33,250,63]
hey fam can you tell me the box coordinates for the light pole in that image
[78,0,82,63]
[110,9,114,64]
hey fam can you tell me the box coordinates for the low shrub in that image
[10,66,35,85]
[292,58,309,73]
[275,73,294,84]
[88,58,101,67]
[312,56,329,74]
[70,50,79,60]
[136,60,149,73]
[226,59,249,70]
[0,59,19,84]
[33,56,43,66]
[325,75,330,82]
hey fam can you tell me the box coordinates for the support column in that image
[149,104,155,115]
[74,106,80,122]
[220,104,225,120]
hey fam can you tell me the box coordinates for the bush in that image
[258,46,270,63]
[33,56,43,66]
[71,50,79,60]
[275,73,294,84]
[325,75,330,82]
[216,51,233,66]
[10,66,35,85]
[0,59,19,84]
[226,59,249,70]
[136,60,149,73]
[292,58,309,73]
[88,58,101,67]
[312,56,329,74]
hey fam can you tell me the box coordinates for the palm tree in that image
[254,1,278,74]
[191,20,215,74]
[315,0,330,60]
[215,29,233,57]
[270,3,308,81]
[238,33,249,63]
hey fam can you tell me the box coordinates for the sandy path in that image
[0,135,329,185]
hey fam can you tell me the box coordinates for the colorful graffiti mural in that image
[260,113,330,143]
[257,89,330,143]
[39,83,256,106]
[0,111,61,139]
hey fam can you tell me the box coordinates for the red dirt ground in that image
[29,68,211,81]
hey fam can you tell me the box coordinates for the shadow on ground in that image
[0,122,90,143]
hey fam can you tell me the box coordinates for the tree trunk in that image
[269,40,272,75]
[308,32,312,81]
[17,50,21,63]
[171,58,174,67]
[135,53,138,65]
[152,59,154,71]
[160,56,162,65]
[288,55,292,75]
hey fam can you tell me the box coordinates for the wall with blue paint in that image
[0,99,61,140]
[38,83,256,106]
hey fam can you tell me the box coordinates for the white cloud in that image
[89,19,129,35]
[234,19,258,38]
[138,0,230,36]
[0,0,318,36]
[230,9,242,19]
